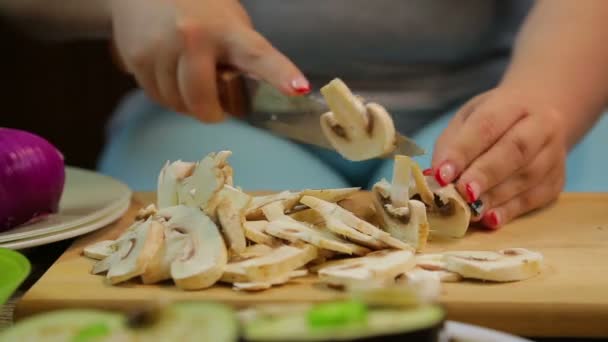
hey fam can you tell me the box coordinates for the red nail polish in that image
[465,182,479,203]
[485,211,500,229]
[291,78,310,94]
[294,85,310,94]
[465,184,476,203]
[422,168,433,176]
[434,162,455,187]
[434,169,446,187]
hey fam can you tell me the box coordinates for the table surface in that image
[5,192,608,341]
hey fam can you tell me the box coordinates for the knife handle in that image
[217,70,248,118]
[109,40,249,118]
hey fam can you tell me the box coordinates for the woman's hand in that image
[109,0,309,122]
[430,87,568,229]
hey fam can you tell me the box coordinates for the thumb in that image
[226,28,310,95]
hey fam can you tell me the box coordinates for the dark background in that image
[0,20,136,170]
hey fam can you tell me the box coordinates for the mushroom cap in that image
[158,205,228,290]
[319,79,397,161]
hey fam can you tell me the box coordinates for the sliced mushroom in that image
[158,205,227,290]
[423,176,471,238]
[380,156,469,239]
[289,208,325,226]
[321,216,386,250]
[371,156,430,251]
[91,233,134,275]
[246,187,360,220]
[215,185,251,254]
[319,78,397,161]
[230,244,274,262]
[300,187,360,204]
[411,253,461,282]
[396,268,442,302]
[263,200,371,255]
[415,253,447,271]
[260,200,287,221]
[309,249,337,267]
[104,219,165,285]
[300,196,409,250]
[177,151,233,215]
[373,188,429,251]
[157,160,196,208]
[221,244,318,283]
[140,228,187,284]
[232,269,309,292]
[401,266,462,284]
[266,218,370,256]
[443,248,543,282]
[136,204,159,221]
[83,240,117,260]
[243,220,280,246]
[317,249,416,290]
[245,191,301,220]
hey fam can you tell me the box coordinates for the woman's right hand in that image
[109,0,309,122]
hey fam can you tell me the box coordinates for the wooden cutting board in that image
[14,192,608,338]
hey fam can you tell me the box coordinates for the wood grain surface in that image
[14,192,608,338]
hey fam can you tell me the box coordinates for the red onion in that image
[0,128,65,232]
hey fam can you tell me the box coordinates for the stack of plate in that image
[0,167,132,250]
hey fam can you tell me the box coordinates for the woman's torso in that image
[241,0,532,133]
[110,1,533,138]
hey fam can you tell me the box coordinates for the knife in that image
[217,71,425,157]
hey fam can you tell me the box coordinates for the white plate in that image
[444,321,533,342]
[0,195,131,250]
[0,167,132,243]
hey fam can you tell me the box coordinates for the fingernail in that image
[483,210,501,229]
[434,162,455,187]
[422,168,433,176]
[469,199,484,217]
[291,77,310,94]
[465,182,480,203]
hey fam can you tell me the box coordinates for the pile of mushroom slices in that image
[83,150,543,293]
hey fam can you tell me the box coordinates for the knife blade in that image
[217,72,425,158]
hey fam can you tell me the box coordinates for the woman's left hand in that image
[430,87,568,229]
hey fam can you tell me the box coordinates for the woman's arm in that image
[0,0,111,40]
[0,0,309,122]
[430,0,608,228]
[501,0,608,149]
